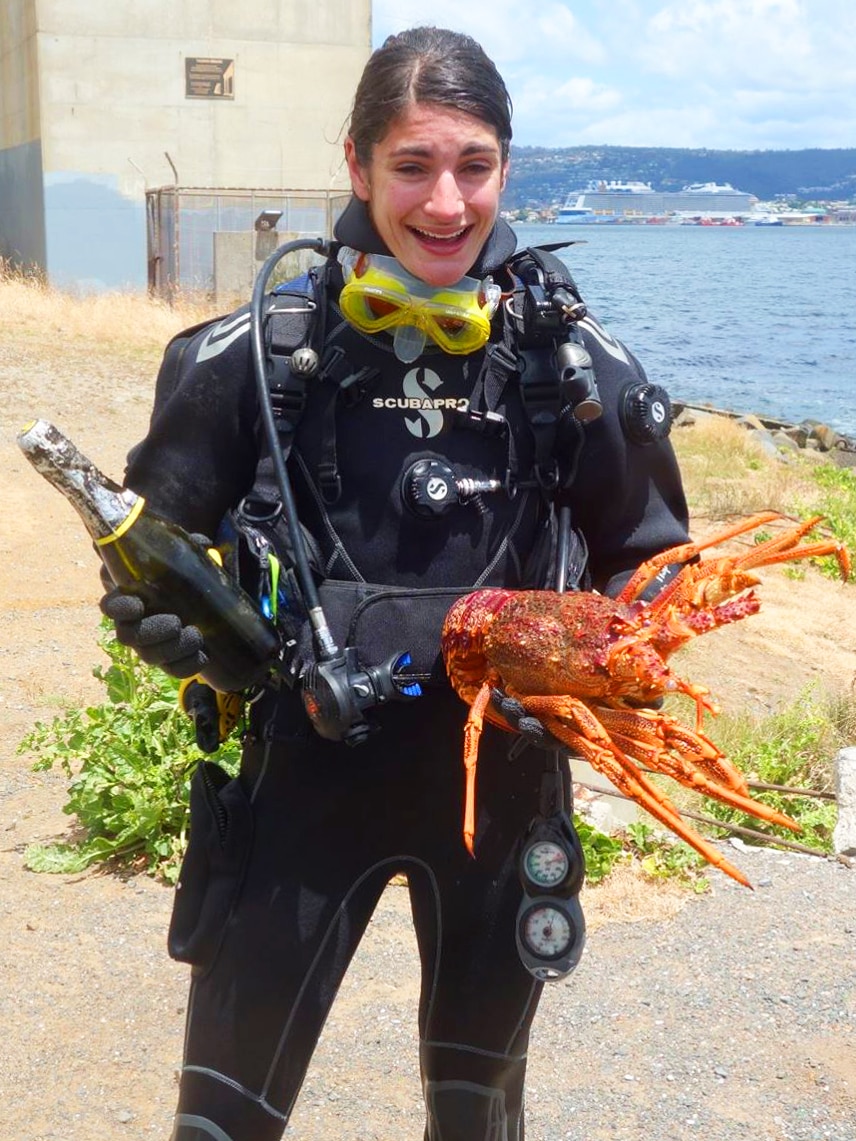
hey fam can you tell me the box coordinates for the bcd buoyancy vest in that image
[228,244,663,688]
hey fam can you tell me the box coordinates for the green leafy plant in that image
[572,816,626,884]
[624,821,710,892]
[700,687,851,850]
[17,625,241,882]
[807,463,856,579]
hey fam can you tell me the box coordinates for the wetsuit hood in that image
[333,196,518,278]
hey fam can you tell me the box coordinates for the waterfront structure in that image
[0,2,370,288]
[556,180,757,223]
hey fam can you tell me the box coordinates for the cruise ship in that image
[556,179,756,223]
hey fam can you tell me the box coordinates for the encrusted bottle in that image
[17,419,281,692]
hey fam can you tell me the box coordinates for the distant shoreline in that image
[510,217,856,229]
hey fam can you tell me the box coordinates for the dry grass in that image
[0,261,217,353]
[581,860,690,930]
[671,415,822,521]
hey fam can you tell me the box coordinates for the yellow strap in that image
[269,554,281,620]
[95,495,146,545]
[178,675,243,744]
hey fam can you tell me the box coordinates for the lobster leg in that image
[617,512,850,605]
[461,682,493,855]
[597,705,746,792]
[518,693,762,887]
[600,717,799,832]
[561,728,755,888]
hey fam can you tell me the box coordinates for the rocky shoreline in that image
[671,399,856,462]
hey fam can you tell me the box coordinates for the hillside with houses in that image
[503,145,856,219]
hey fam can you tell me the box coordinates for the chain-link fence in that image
[146,186,351,301]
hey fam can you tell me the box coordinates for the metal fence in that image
[145,186,351,300]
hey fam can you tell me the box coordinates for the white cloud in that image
[372,0,605,66]
[644,0,830,86]
[371,0,856,149]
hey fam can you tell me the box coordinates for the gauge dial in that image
[519,904,573,959]
[522,840,569,888]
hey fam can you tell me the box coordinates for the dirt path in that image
[2,323,855,1139]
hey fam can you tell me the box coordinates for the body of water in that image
[512,222,856,438]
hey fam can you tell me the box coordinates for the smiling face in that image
[344,102,509,287]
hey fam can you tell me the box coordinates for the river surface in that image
[511,222,856,437]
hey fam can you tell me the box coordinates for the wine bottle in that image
[17,419,281,692]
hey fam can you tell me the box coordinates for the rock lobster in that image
[441,512,850,886]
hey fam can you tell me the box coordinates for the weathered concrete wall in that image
[0,0,371,286]
[34,0,370,191]
[0,140,46,269]
[0,1,45,268]
[43,173,147,289]
[0,0,40,148]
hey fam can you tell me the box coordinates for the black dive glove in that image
[491,689,568,753]
[100,588,207,679]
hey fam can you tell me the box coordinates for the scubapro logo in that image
[371,366,468,438]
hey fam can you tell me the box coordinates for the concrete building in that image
[0,1,371,289]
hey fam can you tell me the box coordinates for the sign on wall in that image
[185,58,235,99]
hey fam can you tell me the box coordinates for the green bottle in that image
[17,419,281,692]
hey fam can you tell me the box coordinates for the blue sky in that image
[372,1,856,151]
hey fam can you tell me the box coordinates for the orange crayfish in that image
[441,512,851,887]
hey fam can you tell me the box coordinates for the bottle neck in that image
[17,419,140,541]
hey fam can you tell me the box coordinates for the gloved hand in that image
[100,588,207,679]
[491,687,663,743]
[490,688,567,752]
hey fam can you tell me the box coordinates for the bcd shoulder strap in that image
[264,268,325,451]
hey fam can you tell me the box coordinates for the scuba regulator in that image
[249,237,421,746]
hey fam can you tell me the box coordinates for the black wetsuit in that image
[124,200,690,1141]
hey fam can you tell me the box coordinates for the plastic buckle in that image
[456,407,509,437]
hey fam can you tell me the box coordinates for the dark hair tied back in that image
[349,26,513,165]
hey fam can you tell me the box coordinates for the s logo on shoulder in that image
[578,315,631,366]
[196,312,251,363]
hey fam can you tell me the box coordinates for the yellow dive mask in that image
[337,247,502,363]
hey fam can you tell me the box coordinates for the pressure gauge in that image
[513,771,586,981]
[519,903,573,959]
[516,895,586,982]
[522,839,570,889]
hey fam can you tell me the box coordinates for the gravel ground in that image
[526,847,856,1141]
[2,807,853,1140]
